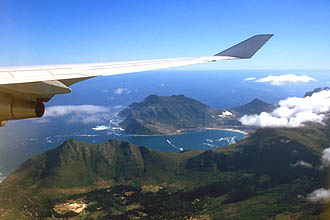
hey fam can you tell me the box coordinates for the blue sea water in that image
[63,129,245,152]
[0,120,246,175]
[0,69,329,176]
[48,69,330,109]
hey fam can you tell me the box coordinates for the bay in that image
[70,129,247,152]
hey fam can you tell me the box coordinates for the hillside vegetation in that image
[1,121,329,219]
[118,95,275,135]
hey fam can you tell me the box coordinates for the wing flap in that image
[11,69,53,81]
[0,72,14,81]
[0,80,71,102]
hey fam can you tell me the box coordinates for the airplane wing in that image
[0,34,273,125]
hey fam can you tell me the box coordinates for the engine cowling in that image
[0,94,45,125]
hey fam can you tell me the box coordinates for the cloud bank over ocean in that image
[240,90,330,128]
[321,148,330,167]
[38,105,110,124]
[306,188,330,204]
[245,74,316,85]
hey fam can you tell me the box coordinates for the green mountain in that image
[118,95,274,135]
[230,98,276,116]
[118,95,222,135]
[1,122,329,219]
[0,138,186,190]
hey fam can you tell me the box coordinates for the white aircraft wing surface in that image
[0,34,273,125]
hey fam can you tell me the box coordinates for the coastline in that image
[204,127,249,135]
[128,127,249,137]
[0,176,6,183]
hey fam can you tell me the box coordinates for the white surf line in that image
[91,108,126,133]
[230,136,236,144]
[0,172,7,183]
[217,136,237,145]
[203,142,216,148]
[166,139,184,152]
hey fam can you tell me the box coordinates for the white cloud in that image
[240,90,330,128]
[291,160,313,168]
[244,77,257,81]
[38,105,109,124]
[69,115,106,124]
[113,105,125,110]
[307,188,330,203]
[247,74,316,85]
[44,105,109,117]
[321,148,330,167]
[114,88,130,95]
[92,125,110,131]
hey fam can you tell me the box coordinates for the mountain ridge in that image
[1,122,329,219]
[119,95,275,135]
[230,98,276,116]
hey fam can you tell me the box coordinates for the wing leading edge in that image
[0,34,273,125]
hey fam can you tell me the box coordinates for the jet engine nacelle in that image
[0,94,45,126]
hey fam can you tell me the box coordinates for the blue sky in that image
[0,0,329,69]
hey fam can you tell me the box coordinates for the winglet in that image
[215,34,273,59]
